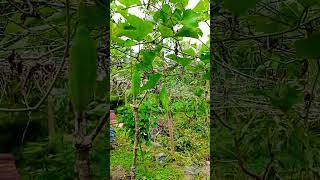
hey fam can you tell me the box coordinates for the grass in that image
[110,130,185,179]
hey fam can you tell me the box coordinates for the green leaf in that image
[193,87,204,97]
[172,8,183,22]
[288,128,304,161]
[203,72,210,80]
[79,3,107,28]
[5,13,24,35]
[123,25,137,30]
[269,84,303,112]
[184,48,196,56]
[223,0,259,16]
[297,0,319,7]
[194,0,209,12]
[176,57,192,67]
[248,15,288,33]
[38,7,56,17]
[158,24,173,38]
[141,73,161,91]
[120,15,153,41]
[69,25,97,113]
[136,50,157,71]
[200,52,210,64]
[160,87,170,111]
[181,10,199,28]
[118,0,140,6]
[279,2,300,25]
[170,0,188,9]
[175,26,202,38]
[295,33,320,58]
[166,54,192,67]
[132,68,141,96]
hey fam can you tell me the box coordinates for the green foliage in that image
[136,50,157,71]
[17,130,108,179]
[117,102,159,142]
[297,0,319,7]
[222,0,259,16]
[131,68,141,96]
[111,0,209,178]
[69,25,97,114]
[295,32,320,58]
[249,15,288,33]
[141,73,161,91]
[119,14,153,41]
[175,26,202,38]
[0,113,47,153]
[158,24,173,38]
[79,3,107,28]
[167,54,193,67]
[213,0,320,179]
[160,87,170,112]
[4,13,24,35]
[118,0,140,6]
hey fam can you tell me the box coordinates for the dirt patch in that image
[111,166,130,180]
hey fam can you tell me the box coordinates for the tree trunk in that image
[168,112,175,152]
[75,144,91,180]
[74,113,92,180]
[130,106,140,179]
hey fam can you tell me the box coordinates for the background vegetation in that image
[110,0,210,179]
[0,0,109,179]
[211,0,320,179]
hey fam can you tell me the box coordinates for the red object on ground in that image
[110,110,117,125]
[0,154,20,180]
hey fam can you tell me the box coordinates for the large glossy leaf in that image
[158,24,173,38]
[160,87,170,111]
[141,73,161,91]
[181,10,199,28]
[120,15,153,41]
[69,25,97,113]
[153,4,172,25]
[136,50,157,71]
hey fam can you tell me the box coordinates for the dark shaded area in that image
[0,119,47,153]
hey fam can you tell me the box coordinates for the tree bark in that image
[75,143,92,180]
[74,113,92,180]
